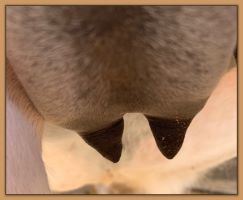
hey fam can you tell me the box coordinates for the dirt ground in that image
[42,67,237,194]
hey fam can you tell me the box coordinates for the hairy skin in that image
[6,6,236,193]
[7,6,236,129]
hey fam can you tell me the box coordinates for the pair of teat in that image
[80,115,193,163]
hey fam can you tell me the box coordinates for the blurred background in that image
[189,157,237,194]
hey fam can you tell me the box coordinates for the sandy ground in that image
[42,67,237,194]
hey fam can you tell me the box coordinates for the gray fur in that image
[6,6,237,133]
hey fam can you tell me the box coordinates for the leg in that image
[6,63,50,194]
